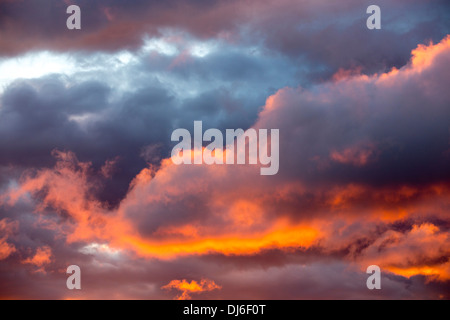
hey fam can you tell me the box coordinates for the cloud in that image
[162,279,221,300]
[0,32,298,206]
[2,37,449,285]
[0,240,15,261]
[0,219,18,260]
[22,246,53,271]
[255,36,450,188]
[330,142,377,167]
[1,0,448,84]
[357,223,450,281]
[0,2,449,298]
[4,150,322,258]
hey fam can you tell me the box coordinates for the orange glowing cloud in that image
[5,145,449,273]
[3,36,450,286]
[120,222,321,259]
[162,279,221,300]
[0,219,18,260]
[330,143,376,167]
[22,246,52,273]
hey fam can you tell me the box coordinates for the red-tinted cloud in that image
[22,246,52,273]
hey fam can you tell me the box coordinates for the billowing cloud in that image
[1,0,448,80]
[0,1,449,300]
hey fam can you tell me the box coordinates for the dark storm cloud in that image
[2,219,448,300]
[0,40,295,205]
[1,0,448,83]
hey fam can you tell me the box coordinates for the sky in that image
[0,0,449,300]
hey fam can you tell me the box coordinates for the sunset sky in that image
[0,0,449,299]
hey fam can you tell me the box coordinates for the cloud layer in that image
[0,0,449,300]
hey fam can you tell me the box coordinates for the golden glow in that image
[121,222,321,259]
